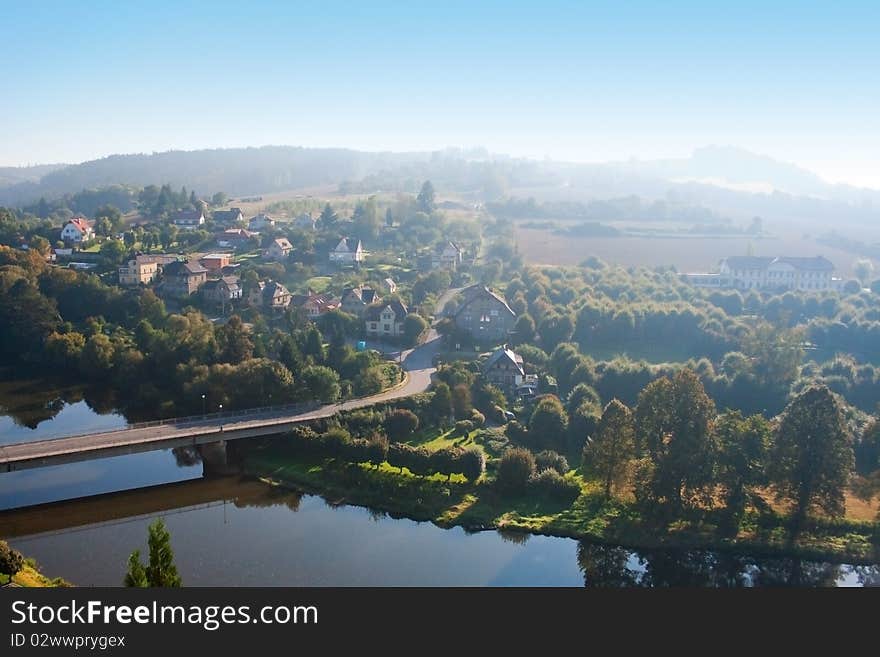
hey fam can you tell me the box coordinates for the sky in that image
[1,0,879,187]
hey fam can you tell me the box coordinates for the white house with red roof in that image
[60,216,94,244]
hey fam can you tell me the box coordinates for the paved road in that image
[0,288,458,471]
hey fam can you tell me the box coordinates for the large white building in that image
[683,256,838,291]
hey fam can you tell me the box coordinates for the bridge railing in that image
[125,400,324,430]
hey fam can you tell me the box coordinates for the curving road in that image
[0,289,458,472]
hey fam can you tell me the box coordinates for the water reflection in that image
[575,542,875,587]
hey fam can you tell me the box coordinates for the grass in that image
[1,559,72,587]
[305,276,332,293]
[406,426,490,459]
[243,441,880,564]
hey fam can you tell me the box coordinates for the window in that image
[383,324,391,332]
[370,322,377,330]
[490,309,499,316]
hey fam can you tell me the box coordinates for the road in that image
[0,288,458,472]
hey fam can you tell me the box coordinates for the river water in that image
[0,380,877,587]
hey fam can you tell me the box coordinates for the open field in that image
[515,226,878,277]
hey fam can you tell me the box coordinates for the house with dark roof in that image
[482,347,525,389]
[432,241,463,270]
[247,280,292,310]
[453,285,517,341]
[172,210,206,230]
[292,291,339,319]
[60,216,93,244]
[216,228,256,248]
[340,286,380,317]
[365,300,408,338]
[330,237,364,266]
[201,275,243,303]
[248,213,275,231]
[212,208,244,225]
[683,255,837,291]
[118,254,178,286]
[160,260,208,298]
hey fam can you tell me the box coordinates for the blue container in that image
[357,341,367,351]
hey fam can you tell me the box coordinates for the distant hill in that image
[0,146,430,206]
[0,163,67,189]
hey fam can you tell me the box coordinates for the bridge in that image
[0,332,441,473]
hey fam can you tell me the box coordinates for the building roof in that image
[365,300,408,322]
[454,285,516,318]
[134,254,178,266]
[272,237,293,250]
[64,216,92,233]
[342,286,378,305]
[213,208,243,222]
[721,255,835,272]
[164,260,207,276]
[262,280,291,301]
[334,237,362,253]
[200,252,232,260]
[483,347,525,376]
[437,240,462,254]
[173,210,204,224]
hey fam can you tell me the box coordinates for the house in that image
[292,291,339,319]
[683,256,837,292]
[216,228,256,248]
[329,237,364,266]
[432,241,463,270]
[482,347,525,389]
[60,217,94,244]
[160,260,208,298]
[118,254,178,286]
[248,213,275,231]
[172,210,206,230]
[383,277,397,294]
[201,276,243,303]
[293,213,316,230]
[248,280,292,310]
[199,253,233,272]
[265,237,293,260]
[340,286,380,317]
[453,285,517,341]
[212,208,244,225]
[365,300,408,338]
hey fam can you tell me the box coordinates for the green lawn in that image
[305,276,332,293]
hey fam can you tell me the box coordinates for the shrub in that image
[469,409,486,427]
[384,409,419,442]
[505,420,529,445]
[459,447,486,481]
[529,468,580,503]
[535,450,569,474]
[454,420,474,437]
[319,427,351,455]
[0,540,24,579]
[497,447,536,491]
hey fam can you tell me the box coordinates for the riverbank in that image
[0,559,71,587]
[244,447,880,565]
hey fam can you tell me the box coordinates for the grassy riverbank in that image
[0,558,72,587]
[244,443,880,565]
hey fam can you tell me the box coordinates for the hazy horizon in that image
[2,1,878,187]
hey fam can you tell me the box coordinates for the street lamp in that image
[201,394,206,415]
[218,404,223,415]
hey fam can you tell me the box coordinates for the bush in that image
[535,450,569,474]
[454,419,474,437]
[459,447,486,481]
[497,447,536,491]
[529,468,581,502]
[491,404,507,423]
[384,409,419,442]
[0,540,24,579]
[505,420,529,445]
[469,409,486,427]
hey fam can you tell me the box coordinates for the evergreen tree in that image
[124,519,181,587]
[416,180,435,213]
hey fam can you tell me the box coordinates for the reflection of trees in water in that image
[368,508,388,523]
[0,380,86,429]
[172,446,202,467]
[82,386,119,415]
[576,540,860,587]
[498,529,531,545]
[232,486,303,512]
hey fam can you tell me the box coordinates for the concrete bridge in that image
[0,332,441,473]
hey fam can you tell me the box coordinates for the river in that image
[0,380,877,587]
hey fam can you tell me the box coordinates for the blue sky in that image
[1,0,878,186]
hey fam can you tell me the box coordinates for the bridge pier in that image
[199,440,240,476]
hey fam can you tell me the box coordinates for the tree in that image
[384,409,419,442]
[403,313,428,346]
[512,313,536,344]
[853,258,875,285]
[769,385,854,528]
[451,383,472,420]
[429,382,453,425]
[634,369,717,512]
[584,399,636,499]
[460,447,486,481]
[871,279,880,295]
[529,395,568,451]
[217,315,253,364]
[741,321,804,390]
[416,180,435,214]
[124,519,181,587]
[843,279,862,294]
[352,196,381,240]
[498,447,535,491]
[302,365,340,402]
[318,203,338,230]
[99,239,126,266]
[0,540,24,581]
[211,192,228,207]
[715,410,771,518]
